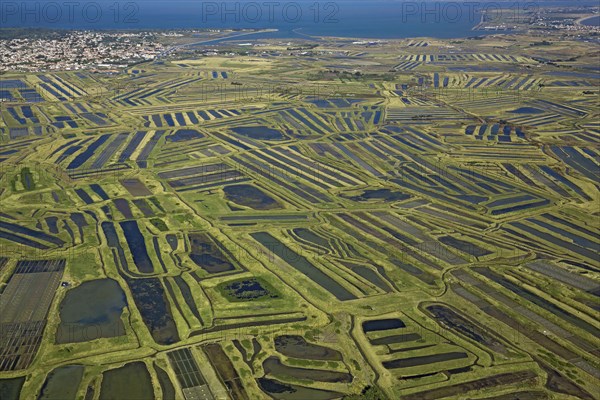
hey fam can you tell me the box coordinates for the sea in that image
[581,15,600,27]
[2,0,598,39]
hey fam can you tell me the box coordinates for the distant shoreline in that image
[0,26,497,43]
[576,15,600,26]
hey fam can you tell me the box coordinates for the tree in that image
[343,386,388,400]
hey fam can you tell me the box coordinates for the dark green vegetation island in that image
[0,6,599,400]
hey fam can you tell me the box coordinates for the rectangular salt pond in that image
[251,232,357,301]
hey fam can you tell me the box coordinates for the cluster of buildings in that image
[533,19,599,33]
[0,31,165,72]
[529,6,600,33]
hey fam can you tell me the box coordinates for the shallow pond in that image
[56,279,127,344]
[263,356,352,383]
[232,126,285,140]
[120,221,154,273]
[126,278,180,345]
[370,333,421,345]
[508,107,544,114]
[99,362,154,400]
[382,352,468,369]
[219,278,279,301]
[251,232,356,301]
[439,236,491,257]
[346,188,410,202]
[38,365,84,399]
[257,377,342,400]
[167,129,204,142]
[223,184,280,210]
[154,364,176,400]
[0,377,25,400]
[188,233,235,274]
[345,264,392,292]
[275,335,342,361]
[362,318,405,332]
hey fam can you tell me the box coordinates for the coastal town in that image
[0,31,164,72]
